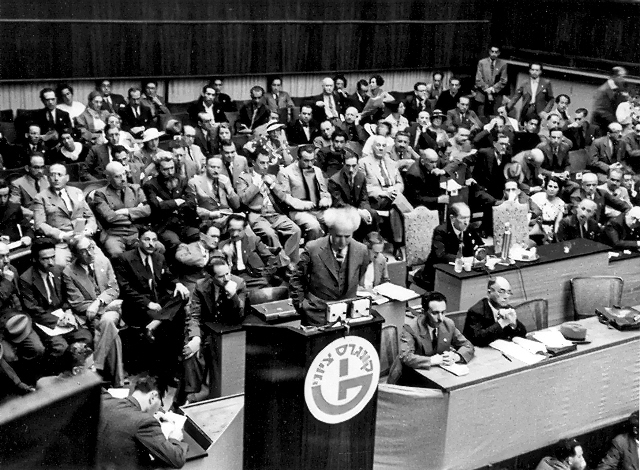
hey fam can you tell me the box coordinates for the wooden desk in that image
[203,323,246,399]
[434,239,611,325]
[411,317,639,470]
[607,251,640,306]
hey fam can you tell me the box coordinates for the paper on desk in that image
[157,411,187,440]
[107,388,130,399]
[530,329,573,349]
[374,282,419,302]
[35,322,74,337]
[439,363,469,376]
[489,339,545,365]
[356,290,389,305]
[512,337,547,354]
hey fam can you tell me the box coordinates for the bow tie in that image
[301,123,309,128]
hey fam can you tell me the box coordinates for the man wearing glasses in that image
[463,276,527,347]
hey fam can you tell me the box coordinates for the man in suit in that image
[236,86,271,134]
[219,142,249,187]
[189,155,240,225]
[219,214,277,291]
[569,172,629,224]
[81,123,121,181]
[537,128,573,179]
[63,236,124,385]
[174,222,223,292]
[310,77,345,125]
[473,115,516,149]
[407,111,438,151]
[32,164,97,266]
[592,66,627,135]
[541,94,573,132]
[290,207,371,326]
[328,154,377,241]
[316,129,359,178]
[236,153,302,265]
[36,88,72,147]
[140,80,170,119]
[394,291,474,386]
[96,375,188,469]
[10,154,48,219]
[475,46,508,118]
[603,206,640,250]
[359,135,407,259]
[404,149,449,212]
[187,83,228,126]
[264,76,294,121]
[386,131,421,171]
[434,77,463,113]
[508,63,555,124]
[20,238,92,373]
[446,96,483,133]
[536,438,587,470]
[564,108,596,150]
[112,145,143,185]
[119,87,154,139]
[348,79,370,113]
[506,148,545,194]
[588,122,625,182]
[463,276,527,347]
[92,162,151,258]
[278,144,332,242]
[557,198,602,243]
[622,122,640,173]
[96,79,127,114]
[595,410,638,470]
[14,125,48,169]
[286,105,318,145]
[0,178,33,245]
[341,106,368,145]
[404,82,433,124]
[512,115,543,155]
[192,113,218,158]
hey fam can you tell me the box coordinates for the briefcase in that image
[595,307,640,331]
[251,299,297,322]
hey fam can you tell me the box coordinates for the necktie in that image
[234,240,245,271]
[35,178,41,193]
[58,190,72,211]
[48,275,59,306]
[432,328,438,351]
[47,110,54,124]
[579,222,584,239]
[379,160,392,187]
[105,96,112,111]
[225,162,234,187]
[490,60,495,76]
[120,189,126,203]
[88,265,99,292]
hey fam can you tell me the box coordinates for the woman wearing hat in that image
[133,127,165,167]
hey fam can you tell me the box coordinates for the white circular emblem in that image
[304,336,380,424]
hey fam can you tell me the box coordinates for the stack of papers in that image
[373,282,420,302]
[439,363,469,376]
[512,337,547,355]
[530,329,574,349]
[356,290,388,305]
[489,339,546,365]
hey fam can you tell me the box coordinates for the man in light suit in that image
[218,143,249,189]
[189,155,240,226]
[82,123,121,181]
[182,125,207,175]
[277,144,332,242]
[290,207,370,326]
[10,154,49,219]
[588,122,626,182]
[310,77,345,125]
[358,135,407,259]
[265,76,295,122]
[474,46,508,118]
[32,164,97,266]
[63,236,124,386]
[392,291,474,386]
[507,63,555,124]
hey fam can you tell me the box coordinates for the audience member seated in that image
[188,84,227,130]
[386,130,420,171]
[392,291,474,386]
[623,170,640,206]
[542,95,573,132]
[20,238,92,374]
[361,74,394,123]
[361,120,394,159]
[557,199,602,242]
[448,127,475,162]
[219,142,249,186]
[50,128,90,165]
[588,122,625,182]
[0,178,33,245]
[62,236,123,386]
[463,276,527,347]
[512,115,542,155]
[406,111,438,151]
[209,77,236,113]
[535,438,586,470]
[446,96,482,134]
[286,104,318,146]
[474,115,515,149]
[383,100,409,137]
[35,341,94,390]
[75,91,110,144]
[564,108,595,150]
[359,232,389,289]
[290,207,370,326]
[333,74,349,106]
[348,78,370,113]
[603,206,640,250]
[505,148,544,194]
[404,81,433,124]
[341,106,368,145]
[82,123,122,181]
[55,84,86,121]
[537,128,573,187]
[236,152,301,265]
[317,128,359,178]
[96,78,126,114]
[404,148,449,212]
[15,125,47,169]
[106,113,138,152]
[434,76,463,113]
[36,87,73,147]
[96,375,188,469]
[236,85,271,134]
[111,144,143,185]
[142,154,198,255]
[278,144,332,242]
[219,214,278,291]
[569,172,629,224]
[595,410,638,470]
[426,72,444,101]
[9,154,48,219]
[33,164,97,266]
[313,119,335,149]
[497,105,520,131]
[134,128,165,167]
[531,176,566,244]
[415,202,483,291]
[598,167,631,220]
[310,77,345,125]
[622,122,640,173]
[119,87,154,139]
[264,75,294,121]
[114,228,190,391]
[174,223,223,292]
[140,79,170,118]
[189,155,240,226]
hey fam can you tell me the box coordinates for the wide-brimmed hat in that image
[141,128,165,142]
[5,314,32,343]
[265,121,285,133]
[431,109,445,120]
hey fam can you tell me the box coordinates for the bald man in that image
[341,106,368,144]
[557,198,602,242]
[603,206,640,250]
[569,172,629,223]
[463,276,527,347]
[506,149,545,194]
[92,162,151,258]
[311,77,345,124]
[588,122,625,182]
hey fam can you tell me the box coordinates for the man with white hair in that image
[603,206,640,249]
[289,207,370,326]
[557,198,602,242]
[588,122,625,182]
[311,77,344,124]
[569,172,630,223]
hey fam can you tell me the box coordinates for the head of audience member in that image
[105,161,127,190]
[488,45,500,60]
[96,79,113,97]
[449,78,461,95]
[492,116,507,134]
[60,342,95,377]
[226,214,247,242]
[493,134,510,157]
[341,155,358,181]
[0,179,9,208]
[59,128,76,152]
[197,112,215,133]
[375,120,391,137]
[529,63,543,80]
[138,228,158,256]
[524,116,540,133]
[553,439,586,470]
[249,85,264,104]
[209,77,223,94]
[218,144,237,168]
[418,148,439,172]
[414,81,428,100]
[546,113,561,133]
[268,76,283,95]
[607,122,623,142]
[199,222,221,251]
[319,120,335,140]
[202,84,215,106]
[431,110,445,128]
[111,146,130,167]
[325,207,360,252]
[416,111,430,129]
[344,107,359,124]
[356,79,369,96]
[488,276,512,307]
[576,198,597,223]
[26,124,42,145]
[70,236,95,267]
[371,135,388,159]
[432,72,443,91]
[0,242,10,270]
[205,156,223,181]
[364,232,385,260]
[40,88,57,110]
[628,410,639,439]
[624,206,640,230]
[26,154,46,181]
[385,101,404,116]
[169,140,187,164]
[422,291,448,329]
[454,127,471,147]
[369,75,384,92]
[56,84,75,106]
[333,75,347,92]
[503,179,521,201]
[127,87,142,107]
[104,124,120,148]
[217,123,232,143]
[623,171,636,193]
[449,202,471,233]
[299,105,313,125]
[555,94,571,113]
[131,375,164,414]
[87,91,103,112]
[457,96,471,114]
[606,168,623,192]
[32,237,56,273]
[142,80,158,99]
[393,131,410,153]
[545,176,563,199]
[253,153,271,176]
[155,154,176,183]
[611,66,628,89]
[574,108,588,125]
[48,164,69,190]
[182,125,197,147]
[321,77,335,95]
[331,129,347,152]
[297,144,316,171]
[549,128,564,148]
[106,113,122,129]
[207,257,232,288]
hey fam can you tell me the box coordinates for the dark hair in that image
[423,291,447,308]
[168,140,187,151]
[364,231,385,247]
[555,94,571,104]
[628,410,639,433]
[142,79,158,89]
[332,129,348,141]
[31,237,56,259]
[59,127,73,137]
[298,144,316,157]
[395,130,410,140]
[432,71,444,80]
[112,145,128,155]
[449,76,461,84]
[202,84,215,94]
[39,87,55,102]
[554,438,581,462]
[268,75,283,91]
[226,213,247,228]
[209,76,223,84]
[376,121,392,134]
[414,81,427,91]
[525,114,541,124]
[529,62,543,71]
[356,79,368,90]
[385,101,401,113]
[575,108,588,117]
[55,83,73,100]
[138,225,156,239]
[489,44,501,51]
[104,123,119,135]
[250,85,265,97]
[95,79,111,89]
[127,87,141,98]
[60,342,93,373]
[133,375,162,397]
[370,74,384,86]
[0,178,8,191]
[300,104,313,113]
[546,175,564,190]
[333,74,347,88]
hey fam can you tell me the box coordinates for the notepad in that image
[489,339,545,365]
[530,329,574,349]
[439,363,469,376]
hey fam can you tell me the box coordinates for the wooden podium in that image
[243,313,384,470]
[204,322,246,399]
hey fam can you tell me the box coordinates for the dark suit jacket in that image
[404,94,433,124]
[35,108,72,137]
[96,394,187,469]
[187,98,228,125]
[236,102,271,131]
[537,140,572,176]
[569,188,629,224]
[194,127,216,157]
[118,104,154,136]
[463,298,527,347]
[340,121,368,144]
[82,143,113,181]
[100,93,127,114]
[316,146,359,178]
[188,274,246,332]
[14,141,48,168]
[603,213,640,250]
[596,432,639,470]
[348,91,369,113]
[19,266,69,328]
[290,236,370,325]
[556,214,602,243]
[328,169,371,212]
[446,108,483,131]
[406,123,437,151]
[310,92,346,123]
[588,136,625,175]
[142,176,197,232]
[465,148,508,201]
[286,120,319,145]
[219,233,274,279]
[214,92,237,113]
[564,121,595,150]
[508,78,555,122]
[404,160,445,210]
[592,82,623,131]
[0,201,33,241]
[434,90,463,113]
